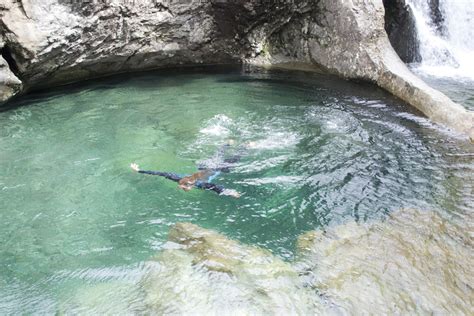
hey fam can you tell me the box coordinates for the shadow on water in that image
[0,65,244,113]
[3,64,421,116]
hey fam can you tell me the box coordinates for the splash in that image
[198,114,233,137]
[248,131,300,150]
[406,0,474,80]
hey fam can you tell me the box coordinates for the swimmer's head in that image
[178,177,195,191]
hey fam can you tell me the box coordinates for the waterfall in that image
[406,0,474,79]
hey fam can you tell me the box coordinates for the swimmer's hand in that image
[130,163,140,172]
[220,189,241,198]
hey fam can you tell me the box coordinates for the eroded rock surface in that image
[0,0,309,89]
[0,0,238,88]
[1,0,473,139]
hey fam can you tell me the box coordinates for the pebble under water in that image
[0,67,472,313]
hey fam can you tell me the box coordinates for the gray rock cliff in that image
[248,0,474,139]
[0,0,473,139]
[383,0,420,63]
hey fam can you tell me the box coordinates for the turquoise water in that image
[1,67,473,313]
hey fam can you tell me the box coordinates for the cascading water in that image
[406,0,474,79]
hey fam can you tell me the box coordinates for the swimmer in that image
[130,163,240,198]
[130,141,253,198]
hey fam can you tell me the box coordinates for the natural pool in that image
[0,67,473,313]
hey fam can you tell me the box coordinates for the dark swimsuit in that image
[138,169,226,194]
[138,143,244,195]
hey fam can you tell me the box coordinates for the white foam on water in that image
[185,113,302,175]
[325,121,339,130]
[233,155,290,173]
[199,114,233,137]
[236,175,304,186]
[199,125,230,136]
[308,107,361,136]
[191,114,301,154]
[249,131,300,150]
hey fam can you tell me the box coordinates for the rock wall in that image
[0,0,239,89]
[0,0,308,89]
[383,0,420,63]
[0,53,21,102]
[250,0,474,140]
[0,0,473,139]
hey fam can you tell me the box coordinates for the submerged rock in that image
[167,222,296,276]
[60,211,472,314]
[58,281,142,315]
[296,208,474,315]
[141,222,322,314]
[59,223,322,314]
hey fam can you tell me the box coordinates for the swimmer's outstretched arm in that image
[130,163,182,182]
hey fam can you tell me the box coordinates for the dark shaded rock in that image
[383,0,421,63]
[428,0,445,35]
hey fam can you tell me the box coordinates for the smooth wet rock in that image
[296,208,474,315]
[427,0,445,35]
[58,281,142,315]
[168,222,296,276]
